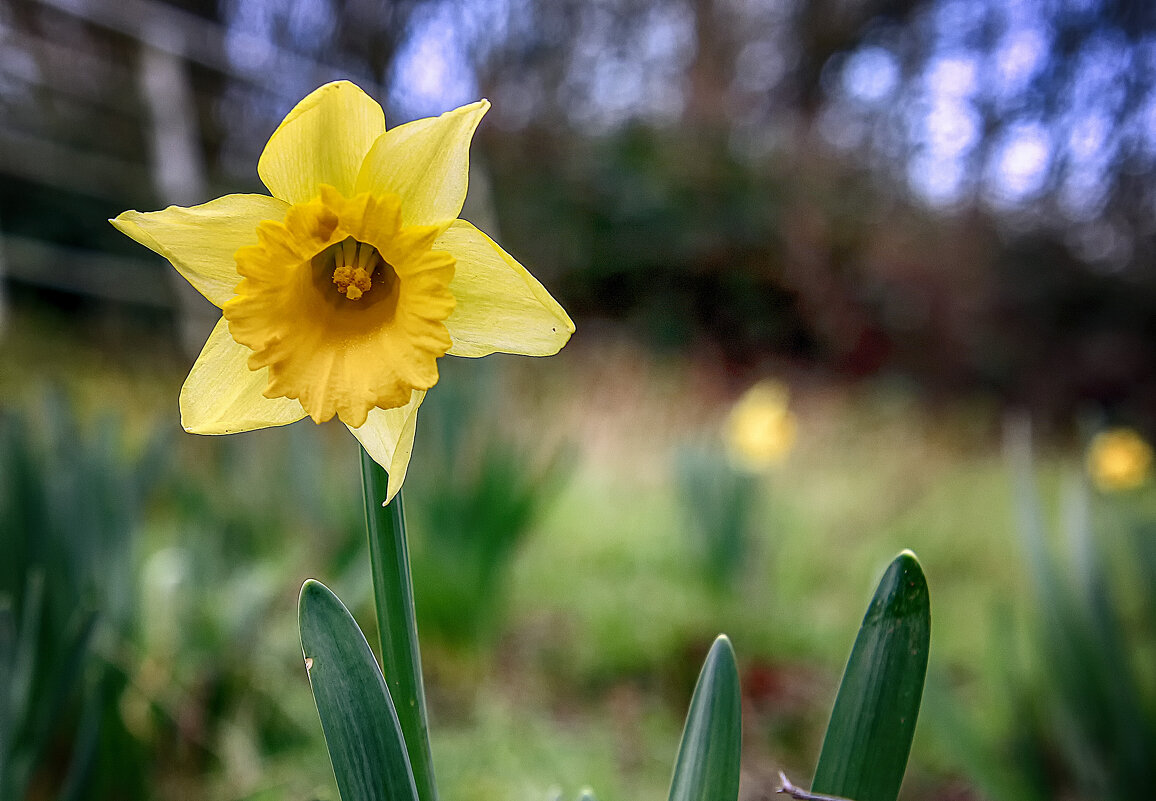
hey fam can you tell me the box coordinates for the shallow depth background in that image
[3,1,1156,800]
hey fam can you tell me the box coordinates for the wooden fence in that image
[0,0,383,350]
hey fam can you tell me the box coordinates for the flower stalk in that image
[360,447,437,801]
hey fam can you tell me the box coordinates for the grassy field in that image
[3,308,1152,801]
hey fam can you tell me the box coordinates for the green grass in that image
[2,311,1147,800]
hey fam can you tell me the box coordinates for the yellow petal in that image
[437,220,574,357]
[111,194,288,308]
[347,391,426,502]
[355,100,489,227]
[181,317,308,434]
[258,81,386,204]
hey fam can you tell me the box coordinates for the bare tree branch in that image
[776,772,856,801]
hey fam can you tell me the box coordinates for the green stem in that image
[360,448,437,801]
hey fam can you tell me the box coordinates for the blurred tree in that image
[462,0,1156,422]
[3,0,1156,425]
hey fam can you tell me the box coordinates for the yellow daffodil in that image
[112,81,573,501]
[1087,427,1153,492]
[724,380,797,473]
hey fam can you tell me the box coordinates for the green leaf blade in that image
[299,579,418,801]
[812,550,930,801]
[668,634,742,801]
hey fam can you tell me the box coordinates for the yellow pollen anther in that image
[332,238,382,300]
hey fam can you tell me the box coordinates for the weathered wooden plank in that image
[2,234,173,308]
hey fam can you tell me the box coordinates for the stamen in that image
[332,238,380,300]
[356,241,378,272]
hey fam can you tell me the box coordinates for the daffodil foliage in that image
[113,81,573,500]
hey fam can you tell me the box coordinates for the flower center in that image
[330,237,386,300]
[224,185,455,428]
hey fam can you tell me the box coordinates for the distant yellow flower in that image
[724,380,797,472]
[1087,428,1153,492]
[112,81,573,501]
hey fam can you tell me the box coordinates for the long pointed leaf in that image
[812,551,930,801]
[668,635,742,801]
[361,450,438,801]
[299,579,419,801]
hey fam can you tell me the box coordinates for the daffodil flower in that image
[112,81,573,501]
[724,380,797,473]
[1087,427,1153,492]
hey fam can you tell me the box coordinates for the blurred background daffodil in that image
[1087,427,1153,492]
[724,380,797,474]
